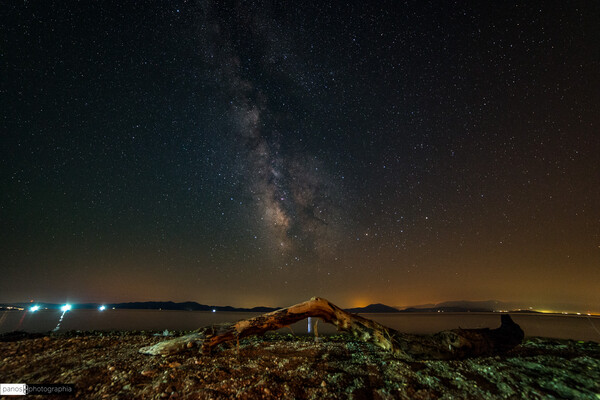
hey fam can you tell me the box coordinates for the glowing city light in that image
[53,304,71,332]
[98,305,106,311]
[29,305,40,312]
[212,309,216,313]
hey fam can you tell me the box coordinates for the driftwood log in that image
[139,297,523,360]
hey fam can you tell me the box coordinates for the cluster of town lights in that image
[28,304,110,312]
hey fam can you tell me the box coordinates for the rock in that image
[1,331,599,399]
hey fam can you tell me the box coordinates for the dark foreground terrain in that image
[1,330,598,399]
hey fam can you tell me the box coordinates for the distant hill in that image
[0,300,561,314]
[0,301,279,313]
[345,303,400,313]
[4,301,401,314]
[399,306,492,313]
[397,300,519,313]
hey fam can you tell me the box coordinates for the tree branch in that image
[139,297,524,360]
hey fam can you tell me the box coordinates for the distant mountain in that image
[111,301,207,311]
[0,301,279,313]
[345,303,400,313]
[399,306,492,313]
[0,299,557,314]
[397,300,519,313]
[395,303,436,310]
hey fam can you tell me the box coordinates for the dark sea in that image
[1,310,599,342]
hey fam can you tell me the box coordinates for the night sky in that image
[2,1,599,312]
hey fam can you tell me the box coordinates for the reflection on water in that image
[0,310,599,342]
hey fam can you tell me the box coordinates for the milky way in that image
[1,1,599,310]
[203,5,345,264]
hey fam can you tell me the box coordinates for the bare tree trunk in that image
[139,297,523,360]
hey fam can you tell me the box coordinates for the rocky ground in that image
[1,330,599,399]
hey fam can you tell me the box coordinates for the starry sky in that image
[2,1,599,312]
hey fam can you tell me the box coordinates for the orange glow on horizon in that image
[351,297,371,308]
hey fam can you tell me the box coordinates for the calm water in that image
[1,310,599,342]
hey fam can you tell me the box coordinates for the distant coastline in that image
[0,301,278,313]
[1,300,596,316]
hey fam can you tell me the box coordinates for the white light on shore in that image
[212,309,216,313]
[98,305,106,311]
[30,305,40,312]
[61,304,72,312]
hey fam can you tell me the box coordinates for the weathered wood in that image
[139,297,524,360]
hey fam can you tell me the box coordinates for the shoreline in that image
[3,310,600,342]
[1,330,599,399]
